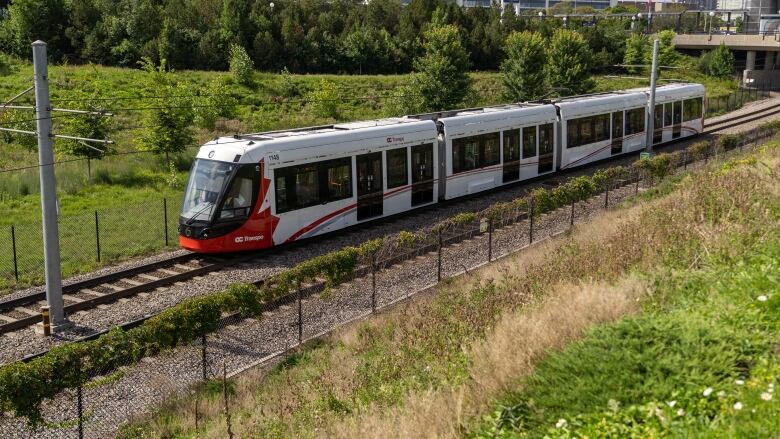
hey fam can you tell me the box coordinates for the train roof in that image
[410,104,558,138]
[196,117,438,167]
[554,90,648,119]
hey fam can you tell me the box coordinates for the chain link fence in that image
[2,126,777,438]
[1,197,181,292]
[705,85,773,117]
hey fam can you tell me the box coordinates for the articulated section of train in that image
[178,83,705,253]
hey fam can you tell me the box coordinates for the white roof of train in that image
[435,104,558,137]
[646,83,706,103]
[196,118,438,167]
[555,91,648,119]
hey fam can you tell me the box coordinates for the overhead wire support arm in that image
[1,86,35,109]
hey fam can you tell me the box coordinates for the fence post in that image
[194,391,200,433]
[297,284,303,345]
[570,199,575,227]
[754,127,759,147]
[371,257,376,314]
[222,362,234,439]
[77,380,84,439]
[163,198,169,247]
[683,149,688,170]
[94,211,101,263]
[437,230,442,283]
[604,183,610,209]
[201,334,208,380]
[528,198,535,244]
[11,226,18,282]
[487,217,493,262]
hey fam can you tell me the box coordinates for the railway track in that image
[0,253,227,335]
[2,99,778,338]
[703,99,780,133]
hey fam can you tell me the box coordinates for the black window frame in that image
[274,157,353,214]
[451,132,501,174]
[522,126,537,159]
[566,114,610,149]
[683,97,703,122]
[386,147,408,189]
[625,108,646,136]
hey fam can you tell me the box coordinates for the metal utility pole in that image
[645,38,659,155]
[32,41,67,330]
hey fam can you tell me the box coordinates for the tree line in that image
[0,0,637,74]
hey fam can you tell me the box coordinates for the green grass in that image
[472,151,780,437]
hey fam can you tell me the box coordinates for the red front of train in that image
[179,157,278,253]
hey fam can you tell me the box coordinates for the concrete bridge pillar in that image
[766,51,776,71]
[746,51,757,70]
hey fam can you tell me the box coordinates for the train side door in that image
[538,124,554,173]
[502,129,520,183]
[653,104,663,144]
[611,111,623,155]
[356,152,383,220]
[411,144,434,206]
[672,101,682,139]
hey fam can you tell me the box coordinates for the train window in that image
[482,132,500,166]
[625,108,645,135]
[326,159,352,200]
[294,166,319,207]
[662,103,671,127]
[539,124,554,156]
[274,158,353,214]
[567,114,609,148]
[218,165,257,221]
[503,129,520,163]
[452,136,479,174]
[452,132,500,174]
[386,147,408,189]
[522,126,537,158]
[683,98,702,122]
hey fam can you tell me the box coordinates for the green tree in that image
[623,33,647,74]
[4,0,70,58]
[409,23,472,112]
[306,80,340,119]
[654,29,678,67]
[501,31,547,102]
[0,109,37,151]
[707,43,734,78]
[191,80,238,130]
[58,103,114,160]
[135,58,194,166]
[229,43,254,86]
[546,29,593,95]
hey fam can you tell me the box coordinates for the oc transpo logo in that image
[234,235,264,243]
[386,136,404,143]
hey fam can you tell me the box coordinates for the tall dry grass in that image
[333,278,649,438]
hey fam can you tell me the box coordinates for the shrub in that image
[718,134,739,151]
[530,187,556,214]
[689,141,711,159]
[306,80,341,119]
[229,44,254,87]
[192,79,238,130]
[635,153,673,180]
[707,43,734,78]
[546,29,593,95]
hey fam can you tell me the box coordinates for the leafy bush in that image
[278,67,302,98]
[623,34,647,74]
[635,153,674,180]
[229,44,254,87]
[306,80,341,119]
[192,79,238,130]
[706,43,734,78]
[718,134,739,151]
[546,29,593,95]
[689,141,711,159]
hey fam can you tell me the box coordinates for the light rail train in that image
[178,83,704,253]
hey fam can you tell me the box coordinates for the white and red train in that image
[179,83,704,253]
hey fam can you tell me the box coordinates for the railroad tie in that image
[158,268,180,276]
[120,278,143,286]
[174,264,193,271]
[80,288,104,297]
[62,294,84,303]
[137,273,160,281]
[14,307,40,316]
[0,314,17,323]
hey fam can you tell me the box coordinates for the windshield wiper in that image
[185,202,214,226]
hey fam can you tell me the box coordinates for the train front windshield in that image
[181,159,236,223]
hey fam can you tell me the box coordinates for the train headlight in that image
[185,227,192,237]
